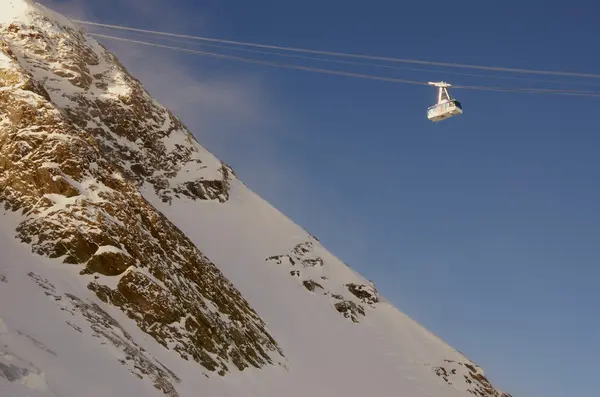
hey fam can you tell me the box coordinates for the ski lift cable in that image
[99,29,600,89]
[75,19,600,80]
[89,33,600,98]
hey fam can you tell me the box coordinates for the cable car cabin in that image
[427,99,463,122]
[426,81,463,123]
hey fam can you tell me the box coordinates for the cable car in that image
[427,81,463,122]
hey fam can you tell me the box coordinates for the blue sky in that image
[42,1,600,396]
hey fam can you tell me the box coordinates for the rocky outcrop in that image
[302,280,323,292]
[0,4,284,385]
[430,359,513,397]
[266,240,378,323]
[334,300,365,323]
[346,282,378,305]
[1,13,230,206]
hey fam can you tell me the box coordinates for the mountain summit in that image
[0,1,513,397]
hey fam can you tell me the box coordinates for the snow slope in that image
[0,1,513,396]
[143,179,509,397]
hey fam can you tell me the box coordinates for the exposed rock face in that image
[266,240,378,323]
[346,282,378,305]
[333,300,365,323]
[0,1,283,386]
[431,359,513,397]
[302,279,323,292]
[1,8,231,205]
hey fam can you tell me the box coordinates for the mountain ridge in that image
[0,1,514,396]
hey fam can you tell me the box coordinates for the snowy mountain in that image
[0,1,514,396]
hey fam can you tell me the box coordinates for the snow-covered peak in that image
[0,2,514,397]
[1,0,79,33]
[0,0,36,25]
[0,0,285,391]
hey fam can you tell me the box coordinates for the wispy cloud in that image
[36,1,360,258]
[96,38,275,153]
[37,0,289,191]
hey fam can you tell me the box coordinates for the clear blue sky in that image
[44,1,600,396]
